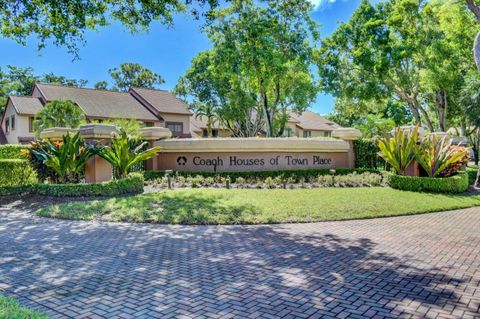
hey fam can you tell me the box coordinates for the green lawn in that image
[0,295,47,319]
[37,187,480,225]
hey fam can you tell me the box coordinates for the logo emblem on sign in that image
[176,156,187,166]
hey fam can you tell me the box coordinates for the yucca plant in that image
[377,126,419,175]
[414,135,468,178]
[96,129,161,179]
[30,133,95,183]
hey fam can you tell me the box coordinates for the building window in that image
[324,131,331,137]
[144,122,154,127]
[303,130,311,138]
[10,115,15,131]
[166,122,183,133]
[29,117,35,133]
[5,118,9,133]
[202,129,219,137]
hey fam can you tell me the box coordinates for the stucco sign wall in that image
[156,152,348,172]
[152,132,361,173]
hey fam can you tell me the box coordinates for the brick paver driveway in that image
[0,201,479,319]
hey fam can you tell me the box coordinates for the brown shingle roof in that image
[190,115,223,132]
[289,110,341,131]
[130,87,192,115]
[10,96,43,115]
[36,83,159,121]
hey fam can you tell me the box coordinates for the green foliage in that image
[387,172,469,193]
[414,136,467,177]
[0,0,219,57]
[377,126,419,175]
[467,166,478,185]
[144,168,381,183]
[355,114,396,138]
[0,294,48,319]
[0,173,144,197]
[0,159,37,186]
[108,62,165,91]
[33,100,86,135]
[30,133,95,183]
[96,130,161,178]
[0,144,29,159]
[177,0,319,137]
[34,173,144,197]
[353,139,386,169]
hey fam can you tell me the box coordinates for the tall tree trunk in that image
[414,100,435,132]
[436,90,448,132]
[408,103,421,125]
[262,91,273,137]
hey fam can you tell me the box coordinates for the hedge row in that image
[144,168,382,182]
[467,166,478,185]
[387,172,469,193]
[0,173,144,197]
[0,159,37,186]
[353,139,385,169]
[0,144,29,159]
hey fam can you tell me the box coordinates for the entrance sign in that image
[154,131,361,172]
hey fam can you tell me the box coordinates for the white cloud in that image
[308,0,338,10]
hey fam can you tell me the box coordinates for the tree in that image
[0,0,221,57]
[177,0,319,137]
[465,0,480,187]
[194,103,218,137]
[33,100,86,135]
[42,73,88,88]
[94,81,108,90]
[108,63,165,92]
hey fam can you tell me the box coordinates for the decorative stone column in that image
[79,124,118,183]
[139,127,172,171]
[331,128,362,169]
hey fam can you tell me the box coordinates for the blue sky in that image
[0,0,365,114]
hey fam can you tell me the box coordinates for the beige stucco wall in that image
[2,101,33,144]
[161,114,191,135]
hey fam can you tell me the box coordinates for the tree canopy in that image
[0,0,221,56]
[177,0,319,137]
[33,100,86,135]
[107,63,165,92]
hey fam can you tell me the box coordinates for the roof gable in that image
[130,87,192,116]
[290,111,341,131]
[10,96,44,115]
[35,83,159,121]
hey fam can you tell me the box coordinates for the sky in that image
[0,0,366,115]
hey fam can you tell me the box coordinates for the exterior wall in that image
[1,101,33,144]
[311,130,331,138]
[161,114,191,135]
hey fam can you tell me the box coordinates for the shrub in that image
[387,172,469,193]
[414,135,468,177]
[34,173,144,197]
[96,129,160,178]
[144,168,381,182]
[30,133,95,183]
[353,139,385,169]
[377,126,419,175]
[0,144,30,159]
[0,159,37,186]
[467,166,478,185]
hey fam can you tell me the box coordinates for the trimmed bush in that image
[0,144,29,159]
[353,139,385,169]
[0,173,144,197]
[34,173,144,197]
[387,172,469,193]
[467,166,478,185]
[144,168,382,183]
[0,159,37,186]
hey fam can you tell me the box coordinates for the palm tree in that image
[194,103,218,137]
